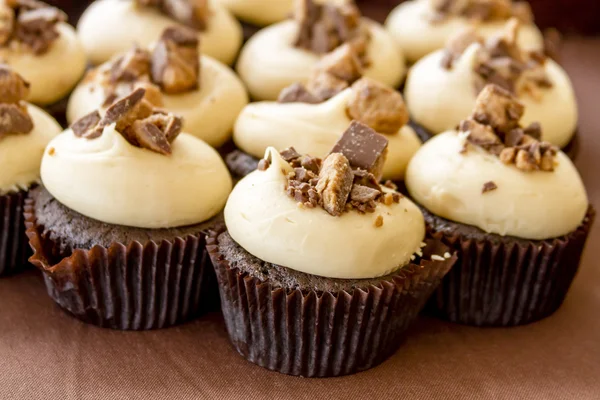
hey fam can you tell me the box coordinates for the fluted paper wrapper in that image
[24,199,219,330]
[207,230,457,377]
[0,190,29,276]
[426,207,595,327]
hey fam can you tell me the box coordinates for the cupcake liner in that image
[24,197,219,331]
[426,207,595,327]
[207,230,457,377]
[0,190,29,277]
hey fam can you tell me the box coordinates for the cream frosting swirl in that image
[0,24,87,105]
[67,56,249,148]
[406,131,588,240]
[384,0,543,63]
[41,126,232,228]
[233,88,421,181]
[215,0,294,26]
[236,19,406,101]
[404,44,578,148]
[77,0,242,65]
[0,105,62,194]
[225,147,426,279]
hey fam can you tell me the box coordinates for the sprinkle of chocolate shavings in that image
[69,88,183,155]
[0,65,33,139]
[0,0,67,55]
[460,84,558,172]
[135,0,209,31]
[429,0,533,24]
[482,181,498,193]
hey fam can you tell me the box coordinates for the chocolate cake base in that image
[25,187,221,330]
[208,229,456,377]
[0,189,30,277]
[421,206,595,327]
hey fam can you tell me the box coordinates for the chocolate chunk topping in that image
[0,103,33,136]
[151,26,200,94]
[346,77,409,134]
[306,71,349,102]
[316,153,354,216]
[313,44,363,84]
[0,65,30,103]
[127,119,172,155]
[280,147,301,163]
[277,83,320,104]
[110,47,151,82]
[441,27,481,69]
[136,0,208,31]
[329,121,389,180]
[482,181,498,193]
[460,84,558,172]
[71,110,102,139]
[350,184,381,203]
[0,65,33,139]
[257,158,270,171]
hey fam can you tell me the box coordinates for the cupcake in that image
[209,120,456,376]
[77,0,243,66]
[385,0,544,63]
[236,0,406,101]
[405,19,578,154]
[405,84,594,327]
[25,88,232,329]
[0,66,62,276]
[229,44,421,181]
[0,0,86,108]
[67,26,248,148]
[214,0,294,27]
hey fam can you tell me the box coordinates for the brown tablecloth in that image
[1,36,599,400]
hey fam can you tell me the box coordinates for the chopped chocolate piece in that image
[0,5,15,46]
[300,155,320,173]
[543,28,562,62]
[346,78,409,134]
[472,84,524,132]
[278,83,320,104]
[71,110,101,139]
[353,168,380,190]
[330,120,389,180]
[161,0,208,31]
[313,44,363,84]
[0,103,33,137]
[523,121,542,140]
[441,27,480,69]
[316,153,353,216]
[133,80,165,108]
[293,167,314,182]
[101,88,152,133]
[0,66,30,103]
[142,111,183,143]
[127,119,172,155]
[15,6,67,55]
[460,118,504,155]
[280,147,301,163]
[306,71,349,102]
[110,47,152,82]
[374,215,383,227]
[257,159,270,171]
[482,181,498,193]
[350,184,381,203]
[504,127,524,147]
[151,26,200,94]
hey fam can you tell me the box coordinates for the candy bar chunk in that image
[316,153,353,216]
[110,46,152,82]
[306,71,349,101]
[472,84,524,132]
[278,83,321,104]
[71,110,102,139]
[0,66,30,103]
[313,44,363,83]
[0,103,33,137]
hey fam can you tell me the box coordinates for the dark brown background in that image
[2,2,600,399]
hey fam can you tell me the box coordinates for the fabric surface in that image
[1,30,599,400]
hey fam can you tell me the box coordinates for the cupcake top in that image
[41,88,232,229]
[236,0,405,100]
[77,0,242,65]
[385,0,543,63]
[215,0,294,26]
[405,19,577,148]
[0,65,62,194]
[406,84,588,240]
[0,0,87,105]
[67,26,248,147]
[226,120,427,279]
[234,45,420,180]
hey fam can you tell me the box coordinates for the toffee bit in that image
[316,153,354,216]
[482,181,498,194]
[374,215,383,228]
[278,82,320,104]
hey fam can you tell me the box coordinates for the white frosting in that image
[214,0,293,26]
[233,88,421,181]
[41,127,232,228]
[0,105,62,194]
[404,44,578,148]
[406,131,588,240]
[0,24,87,105]
[236,19,406,101]
[225,148,426,279]
[385,0,544,63]
[67,56,249,148]
[77,0,243,65]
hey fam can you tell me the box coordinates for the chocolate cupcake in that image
[236,0,405,101]
[404,19,579,156]
[228,45,421,181]
[405,84,594,327]
[0,66,63,276]
[68,26,248,149]
[385,0,543,64]
[0,0,87,120]
[25,88,232,329]
[210,121,456,377]
[77,0,242,66]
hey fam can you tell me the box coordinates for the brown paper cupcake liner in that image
[0,190,29,277]
[426,207,595,327]
[24,198,219,331]
[207,229,457,377]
